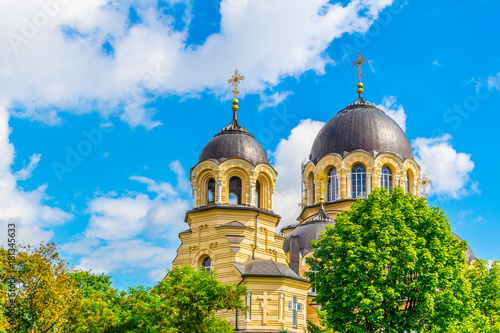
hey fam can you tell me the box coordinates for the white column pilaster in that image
[245,291,252,322]
[249,181,256,207]
[367,174,372,195]
[216,180,223,204]
[346,173,352,198]
[336,174,341,200]
[192,185,198,208]
[278,292,284,323]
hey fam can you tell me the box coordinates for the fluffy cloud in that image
[376,95,407,132]
[0,0,395,128]
[258,91,293,111]
[487,72,500,91]
[14,153,41,181]
[63,161,191,284]
[0,106,72,247]
[272,119,325,227]
[412,134,476,198]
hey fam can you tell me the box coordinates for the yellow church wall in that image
[173,206,289,287]
[235,276,310,332]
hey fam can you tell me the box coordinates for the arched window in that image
[228,176,242,205]
[207,178,215,205]
[405,171,410,193]
[327,168,339,201]
[202,257,212,273]
[352,164,367,199]
[255,181,261,208]
[380,166,392,193]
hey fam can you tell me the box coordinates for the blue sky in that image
[0,0,499,289]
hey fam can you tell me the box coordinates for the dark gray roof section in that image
[280,223,299,232]
[283,220,335,256]
[453,233,476,264]
[234,259,307,282]
[179,228,192,235]
[199,115,269,166]
[310,97,413,162]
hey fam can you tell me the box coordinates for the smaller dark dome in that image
[199,105,269,166]
[199,130,268,166]
[283,207,335,256]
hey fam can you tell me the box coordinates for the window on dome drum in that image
[202,256,212,273]
[380,166,393,193]
[255,181,261,208]
[228,176,242,205]
[207,178,215,205]
[327,167,339,201]
[406,171,410,193]
[352,164,367,199]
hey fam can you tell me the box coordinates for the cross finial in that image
[419,173,433,197]
[352,53,368,83]
[228,69,245,99]
[315,171,329,205]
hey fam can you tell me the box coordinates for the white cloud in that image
[0,106,72,247]
[63,160,191,283]
[0,0,395,128]
[271,119,325,227]
[487,72,500,91]
[412,134,476,198]
[258,91,293,111]
[68,239,177,287]
[14,153,41,181]
[376,95,406,132]
[432,59,441,67]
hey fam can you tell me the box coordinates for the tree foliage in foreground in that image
[307,187,485,333]
[467,259,500,332]
[1,242,246,333]
[0,243,78,333]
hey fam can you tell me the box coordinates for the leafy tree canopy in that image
[467,259,500,332]
[307,187,483,333]
[1,243,246,333]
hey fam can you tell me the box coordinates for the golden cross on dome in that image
[227,69,245,99]
[315,171,329,204]
[352,53,368,83]
[419,173,433,197]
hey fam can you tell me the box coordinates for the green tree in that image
[307,187,480,333]
[152,264,247,333]
[63,271,123,333]
[0,243,79,333]
[467,259,500,332]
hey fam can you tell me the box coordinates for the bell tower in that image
[173,70,310,332]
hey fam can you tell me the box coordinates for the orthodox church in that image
[171,56,474,332]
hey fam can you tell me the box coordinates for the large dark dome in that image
[310,98,413,162]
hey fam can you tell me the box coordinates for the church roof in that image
[310,97,413,163]
[283,205,335,257]
[234,259,307,282]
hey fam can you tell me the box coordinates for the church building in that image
[172,56,474,332]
